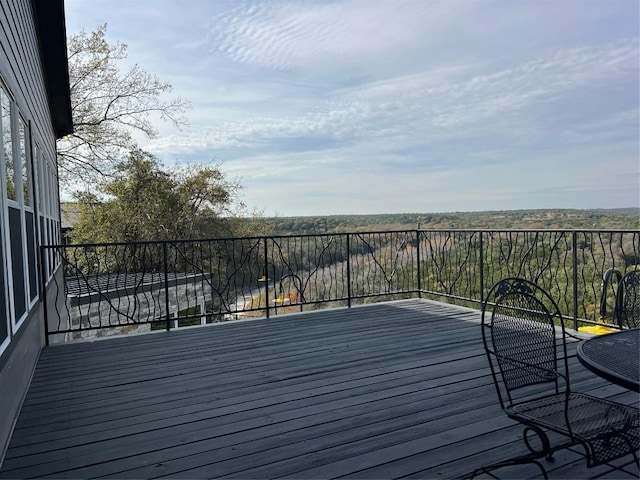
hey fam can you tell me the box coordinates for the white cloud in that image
[148,38,638,158]
[208,0,463,70]
[66,0,640,215]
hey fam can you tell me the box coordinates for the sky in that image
[64,0,639,217]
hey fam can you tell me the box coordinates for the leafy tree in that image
[69,149,246,243]
[58,24,189,187]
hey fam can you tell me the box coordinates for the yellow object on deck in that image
[578,324,619,335]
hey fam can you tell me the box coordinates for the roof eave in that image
[31,0,73,138]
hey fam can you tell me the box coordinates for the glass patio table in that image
[577,328,640,392]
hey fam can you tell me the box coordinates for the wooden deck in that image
[1,299,638,479]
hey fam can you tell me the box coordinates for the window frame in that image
[0,81,14,352]
[0,81,47,335]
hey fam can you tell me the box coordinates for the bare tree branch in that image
[58,24,190,190]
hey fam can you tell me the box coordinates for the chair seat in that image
[507,392,639,465]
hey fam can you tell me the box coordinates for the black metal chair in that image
[477,277,639,476]
[616,270,640,329]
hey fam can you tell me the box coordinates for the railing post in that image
[572,232,579,331]
[346,233,352,308]
[163,242,171,331]
[479,231,484,303]
[416,229,421,298]
[263,237,270,318]
[40,245,50,346]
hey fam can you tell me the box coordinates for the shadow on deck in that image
[1,299,638,479]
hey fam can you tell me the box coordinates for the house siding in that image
[0,0,56,162]
[0,300,43,464]
[0,0,69,463]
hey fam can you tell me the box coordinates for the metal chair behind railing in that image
[616,270,640,329]
[599,267,622,321]
[474,277,639,478]
[578,267,621,335]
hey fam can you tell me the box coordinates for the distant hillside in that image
[249,209,640,236]
[61,203,639,238]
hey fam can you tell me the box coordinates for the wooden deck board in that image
[1,299,637,479]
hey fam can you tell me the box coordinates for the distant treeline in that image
[247,209,640,236]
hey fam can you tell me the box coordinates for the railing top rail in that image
[42,228,639,250]
[418,229,640,233]
[42,236,264,249]
[43,230,416,249]
[265,230,416,238]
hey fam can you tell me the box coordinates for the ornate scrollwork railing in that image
[42,229,639,343]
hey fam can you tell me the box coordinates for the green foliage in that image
[68,149,246,243]
[249,209,640,236]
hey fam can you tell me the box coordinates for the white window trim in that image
[10,106,29,333]
[0,83,16,338]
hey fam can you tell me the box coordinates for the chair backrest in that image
[481,278,568,409]
[616,270,640,329]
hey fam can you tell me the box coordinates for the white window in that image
[1,87,14,202]
[0,83,38,331]
[0,83,11,352]
[19,116,32,208]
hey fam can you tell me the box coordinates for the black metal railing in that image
[41,229,639,343]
